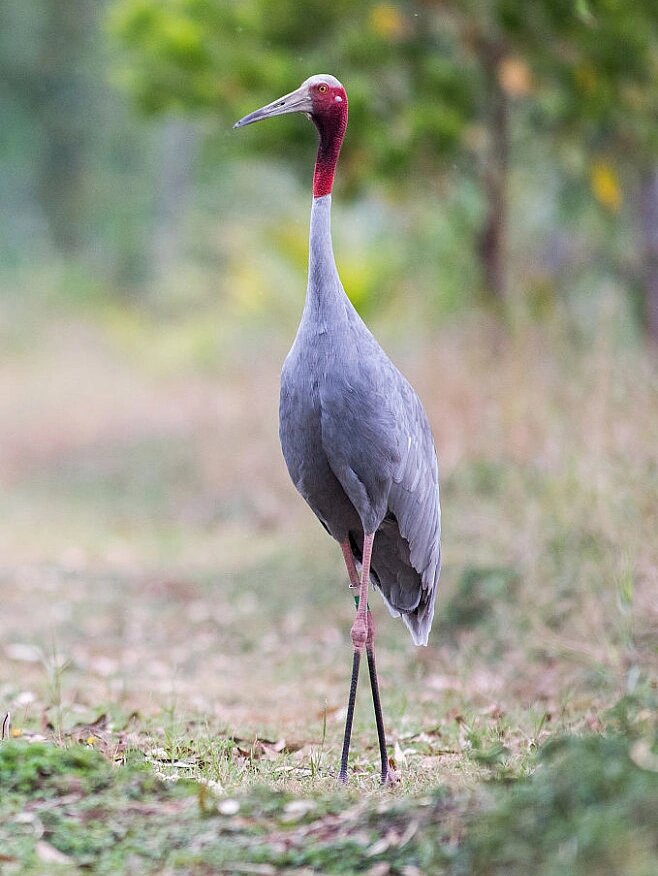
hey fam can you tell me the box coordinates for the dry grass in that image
[1,296,656,800]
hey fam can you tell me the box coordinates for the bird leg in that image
[338,648,360,784]
[365,611,390,784]
[340,540,360,590]
[339,534,386,784]
[350,533,373,651]
[338,539,362,783]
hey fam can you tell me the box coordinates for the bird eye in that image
[318,84,328,93]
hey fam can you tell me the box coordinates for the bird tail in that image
[402,577,439,645]
[377,580,437,646]
[401,607,433,646]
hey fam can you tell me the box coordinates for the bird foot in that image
[382,765,401,785]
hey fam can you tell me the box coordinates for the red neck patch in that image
[311,84,348,198]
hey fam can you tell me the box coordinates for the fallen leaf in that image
[231,736,306,760]
[386,758,401,784]
[629,739,658,772]
[367,836,390,856]
[36,841,72,864]
[393,739,407,767]
[281,799,316,822]
[368,862,391,875]
[218,798,240,816]
[5,643,41,663]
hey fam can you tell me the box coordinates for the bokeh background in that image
[1,2,657,863]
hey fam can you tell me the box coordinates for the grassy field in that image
[1,294,657,873]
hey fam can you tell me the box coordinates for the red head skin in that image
[309,81,348,198]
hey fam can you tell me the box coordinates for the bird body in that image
[235,74,441,782]
[280,195,441,645]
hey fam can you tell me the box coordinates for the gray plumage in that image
[280,195,441,645]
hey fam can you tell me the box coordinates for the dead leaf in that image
[399,820,419,847]
[218,798,240,816]
[498,56,532,97]
[386,758,401,784]
[281,799,316,822]
[393,739,407,767]
[220,864,275,875]
[36,841,72,865]
[366,836,390,856]
[629,739,658,772]
[231,736,305,760]
[5,643,41,663]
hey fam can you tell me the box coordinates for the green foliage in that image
[109,0,658,183]
[440,565,519,633]
[0,740,110,795]
[459,733,658,876]
[107,0,658,312]
[501,0,658,163]
[108,0,478,193]
[0,741,194,871]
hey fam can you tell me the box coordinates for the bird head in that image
[233,74,347,130]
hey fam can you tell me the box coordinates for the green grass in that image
[2,694,656,874]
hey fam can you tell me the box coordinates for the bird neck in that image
[312,102,347,198]
[304,194,350,325]
[308,194,338,285]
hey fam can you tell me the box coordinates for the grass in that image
[1,289,657,871]
[1,702,656,873]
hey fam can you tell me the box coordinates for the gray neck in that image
[302,195,351,329]
[309,195,339,286]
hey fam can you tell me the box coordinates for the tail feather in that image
[348,523,439,646]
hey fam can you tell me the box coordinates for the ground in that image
[1,301,656,873]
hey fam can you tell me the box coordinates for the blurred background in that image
[3,0,658,328]
[0,0,656,754]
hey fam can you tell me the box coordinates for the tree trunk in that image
[35,0,92,254]
[477,40,510,303]
[639,166,658,343]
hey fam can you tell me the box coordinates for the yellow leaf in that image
[575,63,597,94]
[591,161,622,212]
[369,4,407,40]
[11,727,23,738]
[498,57,532,97]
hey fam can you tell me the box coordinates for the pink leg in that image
[340,540,360,589]
[340,537,390,784]
[350,533,374,652]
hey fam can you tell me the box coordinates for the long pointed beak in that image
[233,85,312,129]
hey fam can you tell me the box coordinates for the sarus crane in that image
[234,75,441,784]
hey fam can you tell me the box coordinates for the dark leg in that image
[337,534,375,784]
[366,611,389,784]
[338,648,361,784]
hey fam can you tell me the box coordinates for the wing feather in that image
[384,377,441,644]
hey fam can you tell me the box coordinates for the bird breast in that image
[279,323,404,536]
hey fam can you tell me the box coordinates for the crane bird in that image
[234,75,441,785]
